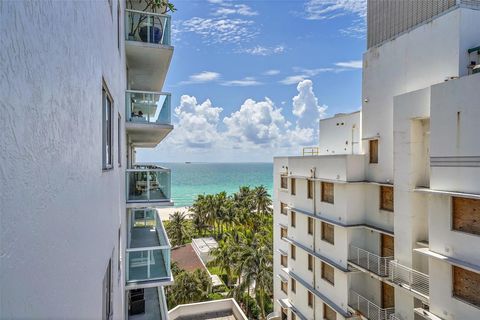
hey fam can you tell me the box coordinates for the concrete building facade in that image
[272,2,480,320]
[1,1,175,319]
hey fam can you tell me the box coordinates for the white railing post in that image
[147,250,151,278]
[147,170,151,201]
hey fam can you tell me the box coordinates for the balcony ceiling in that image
[126,122,173,148]
[126,41,174,92]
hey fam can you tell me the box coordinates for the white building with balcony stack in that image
[271,1,480,320]
[1,1,175,319]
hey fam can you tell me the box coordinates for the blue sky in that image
[138,0,366,163]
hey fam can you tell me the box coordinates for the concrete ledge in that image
[168,298,247,320]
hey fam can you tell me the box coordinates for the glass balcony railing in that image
[126,208,171,284]
[126,91,171,125]
[125,9,171,46]
[126,166,171,203]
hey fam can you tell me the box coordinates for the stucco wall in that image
[0,1,126,319]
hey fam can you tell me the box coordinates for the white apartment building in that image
[1,1,175,319]
[272,1,480,320]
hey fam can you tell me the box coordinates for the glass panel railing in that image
[126,169,171,203]
[126,91,171,125]
[128,208,171,248]
[126,248,171,283]
[125,9,171,46]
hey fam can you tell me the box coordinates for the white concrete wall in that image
[362,7,480,183]
[0,1,126,319]
[319,111,362,155]
[429,73,480,193]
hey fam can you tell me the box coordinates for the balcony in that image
[389,261,429,299]
[128,286,168,320]
[126,208,172,287]
[125,9,173,92]
[349,290,394,320]
[348,245,393,277]
[126,165,172,207]
[168,299,248,320]
[126,90,173,147]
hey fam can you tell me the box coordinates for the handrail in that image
[126,168,171,172]
[348,245,393,277]
[303,146,320,156]
[389,261,429,298]
[349,290,394,320]
[126,89,171,95]
[125,8,171,18]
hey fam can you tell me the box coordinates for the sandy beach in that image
[157,206,191,221]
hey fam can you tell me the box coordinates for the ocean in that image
[160,163,274,207]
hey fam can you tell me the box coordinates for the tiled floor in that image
[129,288,162,320]
[131,227,160,248]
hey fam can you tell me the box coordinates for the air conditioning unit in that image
[473,64,480,74]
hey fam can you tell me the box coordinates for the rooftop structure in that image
[192,237,219,264]
[168,299,248,320]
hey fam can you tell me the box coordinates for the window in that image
[280,202,288,215]
[380,186,394,212]
[321,222,334,245]
[308,254,313,271]
[453,266,480,307]
[117,114,121,167]
[452,197,480,236]
[102,258,113,320]
[307,180,314,199]
[102,85,114,170]
[281,175,288,189]
[281,281,288,294]
[280,227,288,239]
[116,0,120,50]
[321,262,335,285]
[291,211,296,228]
[321,182,334,204]
[308,291,314,308]
[280,254,288,267]
[291,244,296,260]
[323,303,337,320]
[291,178,296,195]
[291,279,296,293]
[308,217,314,235]
[369,139,378,164]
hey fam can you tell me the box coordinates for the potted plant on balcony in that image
[127,0,176,43]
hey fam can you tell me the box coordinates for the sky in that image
[138,0,366,163]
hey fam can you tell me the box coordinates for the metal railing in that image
[349,290,395,320]
[389,261,429,298]
[389,314,401,320]
[125,9,171,45]
[126,90,171,125]
[348,245,393,277]
[302,146,319,156]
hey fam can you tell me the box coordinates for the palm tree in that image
[233,230,273,320]
[166,211,190,247]
[190,195,209,236]
[253,185,272,216]
[210,236,238,286]
[168,270,210,306]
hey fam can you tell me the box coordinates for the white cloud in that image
[172,95,224,148]
[263,69,280,76]
[304,0,366,20]
[181,71,220,84]
[163,80,326,154]
[304,0,366,38]
[279,75,308,85]
[213,4,258,16]
[223,98,291,147]
[178,17,257,45]
[335,60,362,69]
[222,77,263,87]
[292,79,327,129]
[239,45,285,56]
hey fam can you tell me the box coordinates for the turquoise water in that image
[160,163,273,207]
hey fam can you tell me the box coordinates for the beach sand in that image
[157,206,191,221]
